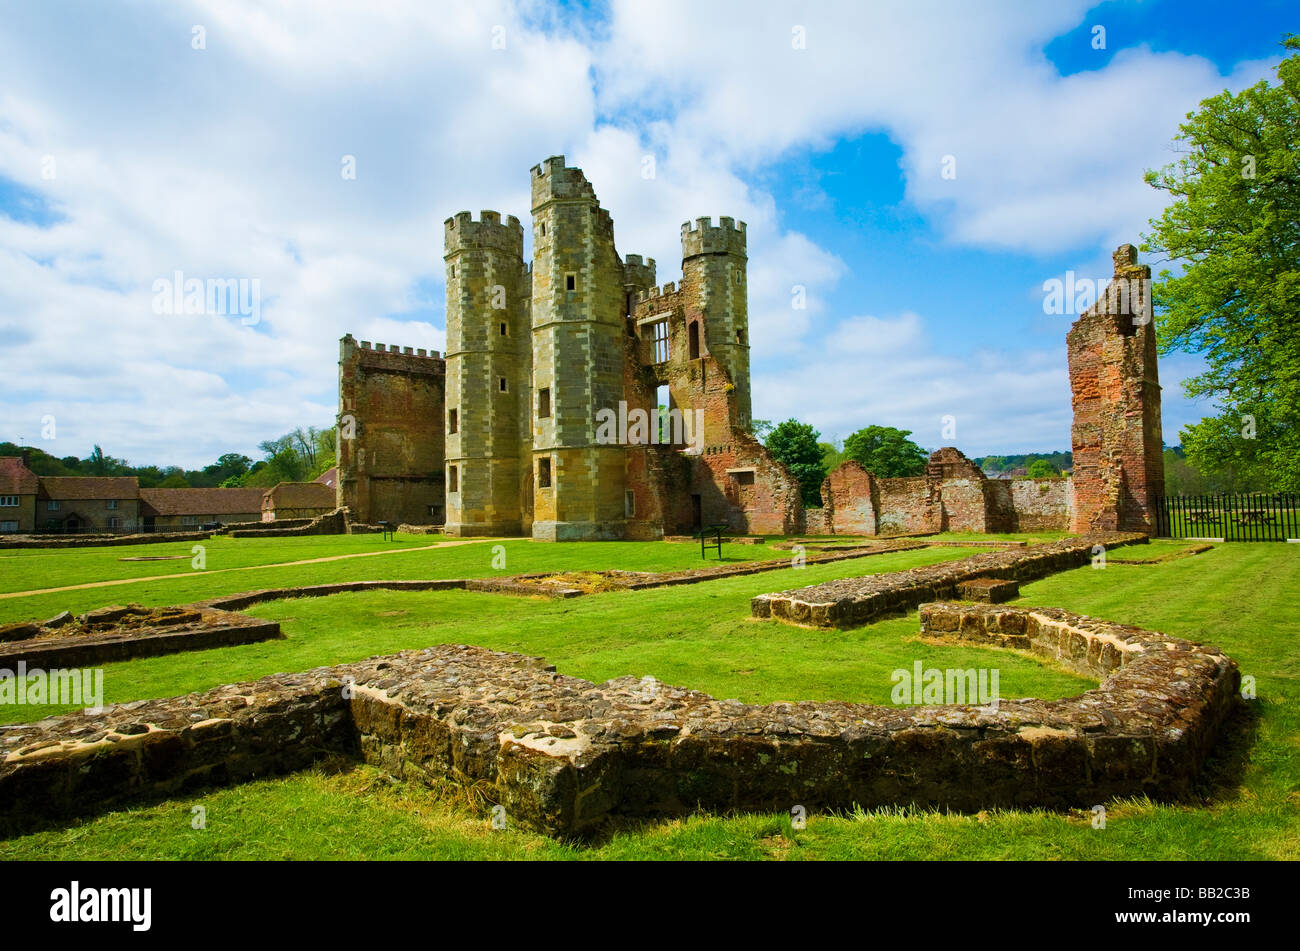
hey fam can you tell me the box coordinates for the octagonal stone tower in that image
[443,211,532,536]
[528,156,629,541]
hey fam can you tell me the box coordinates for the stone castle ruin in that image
[338,157,1162,539]
[341,155,799,540]
[1067,244,1164,533]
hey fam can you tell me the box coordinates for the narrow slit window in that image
[538,387,551,418]
[500,322,507,336]
[565,273,577,291]
[448,408,458,434]
[448,465,459,492]
[499,377,507,392]
[538,458,552,488]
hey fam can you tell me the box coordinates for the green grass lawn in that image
[1,538,1296,860]
[0,534,791,624]
[0,545,1006,723]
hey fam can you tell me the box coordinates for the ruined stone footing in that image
[751,532,1146,627]
[0,599,1238,838]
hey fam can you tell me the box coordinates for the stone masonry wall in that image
[1009,478,1073,531]
[753,532,1146,627]
[1,602,1238,838]
[819,461,878,536]
[337,336,445,526]
[816,449,1072,537]
[1068,244,1164,533]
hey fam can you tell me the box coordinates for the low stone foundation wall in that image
[226,509,348,538]
[752,533,1145,627]
[218,518,315,533]
[0,610,281,670]
[0,530,213,550]
[917,600,1239,788]
[1,600,1240,836]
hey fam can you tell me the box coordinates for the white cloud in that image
[0,0,1276,466]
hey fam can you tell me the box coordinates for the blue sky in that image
[0,0,1291,467]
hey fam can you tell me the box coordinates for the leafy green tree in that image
[1026,459,1059,479]
[843,425,928,477]
[765,419,828,507]
[1142,34,1300,491]
[0,443,75,475]
[201,452,253,486]
[84,445,129,476]
[749,418,774,443]
[819,440,846,472]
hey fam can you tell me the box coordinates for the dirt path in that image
[0,538,507,601]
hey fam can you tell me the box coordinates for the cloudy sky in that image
[0,0,1292,468]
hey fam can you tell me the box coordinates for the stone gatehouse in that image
[340,156,800,539]
[338,155,1161,540]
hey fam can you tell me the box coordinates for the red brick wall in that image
[337,336,446,525]
[1067,245,1164,533]
[820,461,878,535]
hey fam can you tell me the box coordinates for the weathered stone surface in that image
[752,533,1145,627]
[337,335,446,527]
[1067,245,1164,533]
[815,449,1072,537]
[0,608,282,670]
[0,622,40,643]
[79,604,146,625]
[0,598,1238,838]
[957,578,1019,603]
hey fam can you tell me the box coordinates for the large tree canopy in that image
[1142,35,1300,491]
[843,425,929,478]
[765,419,828,507]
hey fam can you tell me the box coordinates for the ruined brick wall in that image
[820,461,878,536]
[926,447,989,533]
[1009,477,1072,531]
[818,449,1070,537]
[337,336,445,525]
[624,211,795,536]
[1068,244,1164,533]
[983,478,1017,534]
[443,211,532,536]
[688,431,801,535]
[874,477,938,535]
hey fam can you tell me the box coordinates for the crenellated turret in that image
[529,155,629,540]
[443,211,531,536]
[680,216,751,428]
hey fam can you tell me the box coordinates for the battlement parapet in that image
[637,281,682,303]
[444,210,525,256]
[623,254,657,290]
[341,334,444,371]
[681,215,747,258]
[530,154,599,207]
